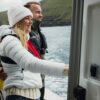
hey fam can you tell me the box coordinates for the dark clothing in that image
[30,20,47,55]
[30,20,48,100]
[40,74,45,100]
[6,95,40,100]
[0,90,4,100]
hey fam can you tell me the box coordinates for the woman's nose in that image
[29,19,33,25]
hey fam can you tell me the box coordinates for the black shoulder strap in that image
[1,56,16,64]
[0,34,18,64]
[1,34,19,42]
[0,57,3,67]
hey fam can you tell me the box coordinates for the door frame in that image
[67,0,84,100]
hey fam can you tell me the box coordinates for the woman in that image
[0,6,68,100]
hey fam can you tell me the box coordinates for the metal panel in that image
[67,0,84,100]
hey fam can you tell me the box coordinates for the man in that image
[24,2,48,100]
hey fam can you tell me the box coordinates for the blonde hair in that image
[13,20,28,49]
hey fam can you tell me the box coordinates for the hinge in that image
[73,85,86,100]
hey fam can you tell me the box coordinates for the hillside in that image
[41,0,72,26]
[0,11,8,25]
[0,0,72,26]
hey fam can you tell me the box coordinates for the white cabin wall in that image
[79,0,100,100]
[79,0,100,87]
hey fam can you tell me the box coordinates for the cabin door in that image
[67,0,100,100]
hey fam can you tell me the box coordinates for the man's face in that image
[30,4,43,22]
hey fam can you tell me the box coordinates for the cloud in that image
[22,0,42,5]
[0,0,42,12]
[0,0,23,12]
[1,0,23,4]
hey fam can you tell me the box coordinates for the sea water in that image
[41,26,71,100]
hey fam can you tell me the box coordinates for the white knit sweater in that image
[0,25,65,90]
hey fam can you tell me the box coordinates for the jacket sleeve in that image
[2,35,67,77]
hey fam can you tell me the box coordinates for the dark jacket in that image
[29,20,48,100]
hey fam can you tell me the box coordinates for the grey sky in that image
[0,0,41,12]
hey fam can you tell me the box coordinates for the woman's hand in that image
[63,64,69,76]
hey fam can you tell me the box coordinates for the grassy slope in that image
[0,0,72,26]
[0,11,8,25]
[41,0,72,26]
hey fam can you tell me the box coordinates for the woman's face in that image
[21,16,33,33]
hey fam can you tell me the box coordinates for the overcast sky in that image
[0,0,42,12]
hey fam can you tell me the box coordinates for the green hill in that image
[41,0,72,26]
[0,0,72,26]
[0,11,8,25]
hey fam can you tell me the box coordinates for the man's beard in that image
[31,20,41,31]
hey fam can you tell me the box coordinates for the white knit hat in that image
[7,6,33,27]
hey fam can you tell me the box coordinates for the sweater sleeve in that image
[2,35,67,77]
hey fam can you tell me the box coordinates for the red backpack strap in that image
[27,40,40,58]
